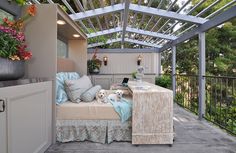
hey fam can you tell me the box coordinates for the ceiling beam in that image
[69,3,124,21]
[121,0,130,48]
[160,5,236,52]
[129,4,208,24]
[87,27,177,40]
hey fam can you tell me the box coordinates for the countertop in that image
[0,78,51,88]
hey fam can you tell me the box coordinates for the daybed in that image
[56,100,132,144]
[56,59,132,144]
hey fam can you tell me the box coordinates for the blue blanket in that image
[108,98,132,123]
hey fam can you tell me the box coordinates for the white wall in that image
[87,51,161,74]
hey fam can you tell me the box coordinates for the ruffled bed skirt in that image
[56,120,132,144]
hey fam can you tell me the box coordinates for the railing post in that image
[198,32,206,120]
[172,46,176,99]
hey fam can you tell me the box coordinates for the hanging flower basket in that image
[0,57,25,81]
[87,48,102,74]
[0,5,36,81]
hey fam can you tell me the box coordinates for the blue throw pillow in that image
[56,72,80,105]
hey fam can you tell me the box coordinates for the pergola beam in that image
[125,38,161,48]
[69,3,124,21]
[32,0,40,4]
[121,0,130,48]
[129,4,208,24]
[160,5,236,52]
[126,27,177,40]
[87,27,122,38]
[88,38,122,48]
[87,27,177,40]
[69,3,207,25]
[87,48,159,53]
[88,38,162,48]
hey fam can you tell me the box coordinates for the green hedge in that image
[155,75,172,89]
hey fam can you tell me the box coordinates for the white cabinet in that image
[0,99,7,153]
[0,81,52,153]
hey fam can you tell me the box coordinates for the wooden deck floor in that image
[46,104,236,153]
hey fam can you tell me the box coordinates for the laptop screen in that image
[122,78,129,84]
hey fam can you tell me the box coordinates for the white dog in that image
[108,90,124,102]
[96,89,108,103]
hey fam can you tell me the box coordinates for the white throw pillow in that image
[65,75,93,103]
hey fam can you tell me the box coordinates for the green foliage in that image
[0,31,20,58]
[87,28,109,48]
[87,58,102,72]
[155,75,172,89]
[131,71,137,79]
[8,0,27,5]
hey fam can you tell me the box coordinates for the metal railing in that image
[204,75,236,135]
[175,74,199,114]
[157,74,236,135]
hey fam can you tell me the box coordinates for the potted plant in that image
[0,4,36,81]
[87,48,102,74]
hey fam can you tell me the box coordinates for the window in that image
[0,8,14,24]
[57,39,68,58]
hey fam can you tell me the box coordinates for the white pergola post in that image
[198,32,206,120]
[172,46,176,99]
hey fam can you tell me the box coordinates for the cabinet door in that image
[0,82,52,153]
[0,98,7,153]
[93,75,113,90]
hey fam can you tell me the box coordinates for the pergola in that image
[30,0,236,119]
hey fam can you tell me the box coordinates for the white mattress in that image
[57,101,120,120]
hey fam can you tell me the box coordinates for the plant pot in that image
[0,57,25,81]
[89,68,100,74]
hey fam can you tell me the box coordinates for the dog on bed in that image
[108,90,124,102]
[96,89,108,103]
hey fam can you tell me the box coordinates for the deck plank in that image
[46,104,236,153]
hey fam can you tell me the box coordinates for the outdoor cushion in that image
[65,75,93,103]
[81,85,102,102]
[56,72,80,105]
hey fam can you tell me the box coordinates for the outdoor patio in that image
[46,104,236,153]
[0,0,236,153]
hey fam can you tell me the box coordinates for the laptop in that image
[121,78,129,86]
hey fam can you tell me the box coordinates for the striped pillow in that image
[81,85,102,102]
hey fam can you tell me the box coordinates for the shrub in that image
[155,75,172,89]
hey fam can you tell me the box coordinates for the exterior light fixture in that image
[137,55,142,66]
[73,34,80,38]
[103,56,108,66]
[57,20,66,25]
